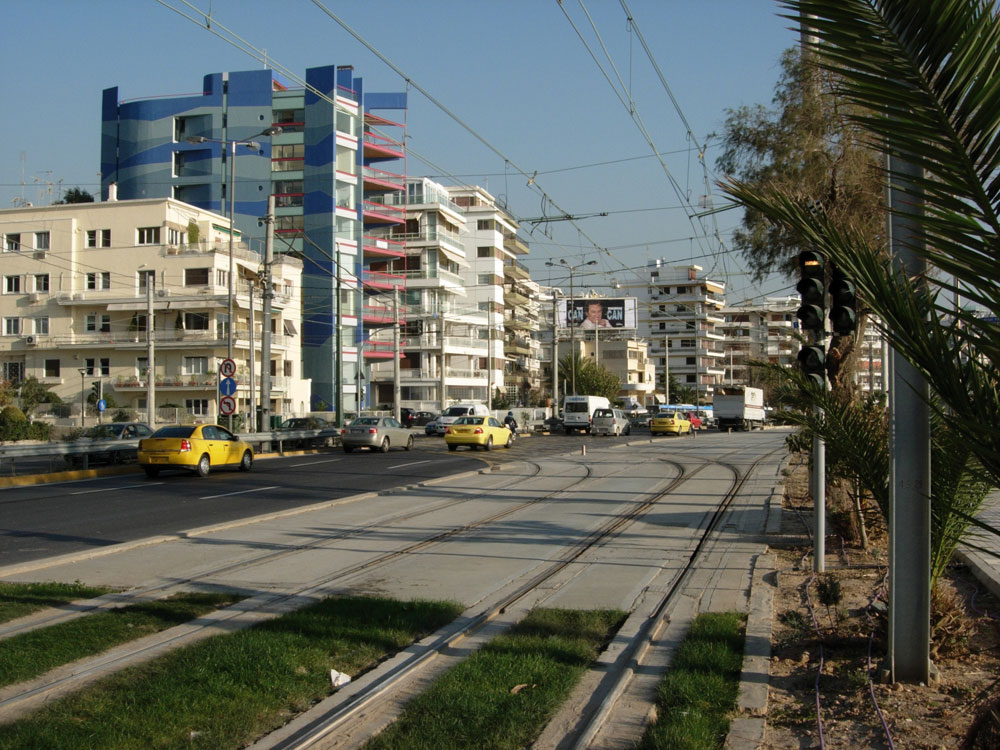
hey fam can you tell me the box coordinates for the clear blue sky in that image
[0,1,798,302]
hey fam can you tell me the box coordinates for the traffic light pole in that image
[813,332,826,574]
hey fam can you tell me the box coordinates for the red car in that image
[682,411,703,430]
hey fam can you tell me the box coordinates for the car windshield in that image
[280,419,307,429]
[353,417,379,426]
[454,416,483,425]
[593,409,613,418]
[657,412,677,419]
[442,407,470,417]
[565,402,591,413]
[152,426,195,438]
[90,424,126,438]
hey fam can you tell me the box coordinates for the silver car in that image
[342,416,415,453]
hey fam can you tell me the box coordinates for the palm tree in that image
[724,0,1000,503]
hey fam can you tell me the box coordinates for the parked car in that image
[64,422,155,468]
[681,411,703,430]
[650,411,692,436]
[411,411,438,426]
[138,424,253,478]
[424,420,440,436]
[399,407,417,427]
[342,416,414,453]
[444,416,514,451]
[591,408,632,437]
[275,417,334,449]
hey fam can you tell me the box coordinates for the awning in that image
[283,319,298,336]
[438,244,469,268]
[106,300,219,311]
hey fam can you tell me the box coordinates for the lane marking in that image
[200,486,279,500]
[71,483,163,495]
[386,460,431,470]
[288,458,344,467]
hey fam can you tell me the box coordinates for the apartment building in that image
[718,296,800,386]
[100,64,405,418]
[618,262,727,405]
[0,198,308,421]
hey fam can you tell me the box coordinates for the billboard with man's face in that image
[557,298,637,330]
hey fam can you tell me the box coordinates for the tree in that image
[558,352,621,403]
[17,376,62,417]
[56,187,94,204]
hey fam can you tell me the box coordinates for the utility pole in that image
[146,278,155,427]
[260,195,274,432]
[393,285,401,422]
[551,296,559,413]
[249,283,256,432]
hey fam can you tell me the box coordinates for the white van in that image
[591,407,631,437]
[562,395,611,434]
[435,402,490,435]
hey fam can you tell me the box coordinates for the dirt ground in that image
[763,463,1000,750]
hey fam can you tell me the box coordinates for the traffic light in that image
[91,380,103,402]
[795,250,826,333]
[829,265,857,335]
[797,345,826,388]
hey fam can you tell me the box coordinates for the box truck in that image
[713,387,766,431]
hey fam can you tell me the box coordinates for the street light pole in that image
[78,368,86,428]
[546,259,596,395]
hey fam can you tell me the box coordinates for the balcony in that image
[503,259,530,280]
[504,287,529,307]
[362,304,402,327]
[362,131,404,159]
[503,233,530,255]
[362,269,406,292]
[362,235,405,260]
[361,165,404,192]
[362,200,406,225]
[363,340,401,359]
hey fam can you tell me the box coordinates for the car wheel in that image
[196,454,211,477]
[380,438,390,453]
[344,445,354,453]
[505,435,513,449]
[143,466,160,478]
[239,450,253,472]
[405,435,414,451]
[485,436,493,451]
[448,443,457,451]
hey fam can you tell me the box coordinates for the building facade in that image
[718,296,799,386]
[0,198,308,423]
[100,65,405,419]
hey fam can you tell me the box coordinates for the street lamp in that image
[545,258,597,395]
[187,126,281,427]
[78,368,86,428]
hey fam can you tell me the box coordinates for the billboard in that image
[557,297,637,330]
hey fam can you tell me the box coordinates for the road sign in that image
[219,395,236,416]
[219,377,237,397]
[97,399,107,412]
[219,358,237,378]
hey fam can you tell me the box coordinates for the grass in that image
[0,595,463,750]
[638,611,746,750]
[0,581,113,624]
[363,607,627,750]
[0,591,244,688]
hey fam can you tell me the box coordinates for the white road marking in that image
[386,460,431,470]
[288,458,344,467]
[200,486,279,500]
[71,483,163,495]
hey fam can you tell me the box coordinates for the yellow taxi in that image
[444,416,514,451]
[138,424,254,478]
[650,411,692,436]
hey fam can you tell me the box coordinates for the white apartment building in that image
[0,198,309,424]
[619,262,727,405]
[569,334,656,407]
[719,296,800,386]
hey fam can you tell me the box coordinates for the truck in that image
[562,395,611,434]
[713,387,765,431]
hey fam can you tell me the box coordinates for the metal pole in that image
[249,282,255,432]
[260,195,274,433]
[569,270,576,395]
[487,310,493,411]
[887,154,931,684]
[146,279,155,427]
[227,139,236,431]
[664,334,670,405]
[552,296,559,413]
[335,228,343,429]
[79,369,85,428]
[393,286,401,421]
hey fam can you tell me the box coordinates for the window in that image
[85,314,111,333]
[283,360,292,377]
[477,274,493,286]
[44,359,60,378]
[136,357,149,378]
[86,272,110,290]
[477,219,492,231]
[35,232,49,250]
[184,268,210,286]
[4,317,21,335]
[138,270,155,292]
[4,233,20,252]
[186,399,209,417]
[86,229,111,247]
[174,116,189,142]
[215,268,228,287]
[274,215,304,232]
[686,357,696,365]
[34,317,49,335]
[184,312,209,330]
[4,276,20,294]
[182,356,208,375]
[168,228,184,245]
[477,246,493,258]
[2,362,24,383]
[34,274,49,292]
[172,151,186,177]
[137,227,161,245]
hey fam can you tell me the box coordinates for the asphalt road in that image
[0,431,656,566]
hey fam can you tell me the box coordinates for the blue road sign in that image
[97,399,107,412]
[219,377,237,397]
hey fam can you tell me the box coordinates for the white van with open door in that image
[562,395,611,434]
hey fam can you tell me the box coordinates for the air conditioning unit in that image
[33,250,46,259]
[24,335,37,345]
[28,292,40,303]
[157,288,171,298]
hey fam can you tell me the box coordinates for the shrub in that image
[0,406,29,441]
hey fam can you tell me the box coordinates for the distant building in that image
[0,198,308,423]
[718,296,799,386]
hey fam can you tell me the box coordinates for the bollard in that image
[581,444,586,456]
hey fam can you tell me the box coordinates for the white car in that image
[591,408,632,437]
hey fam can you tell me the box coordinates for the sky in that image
[0,0,799,303]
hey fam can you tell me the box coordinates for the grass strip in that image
[0,591,244,688]
[638,611,746,750]
[0,595,463,749]
[363,607,627,750]
[0,581,113,624]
